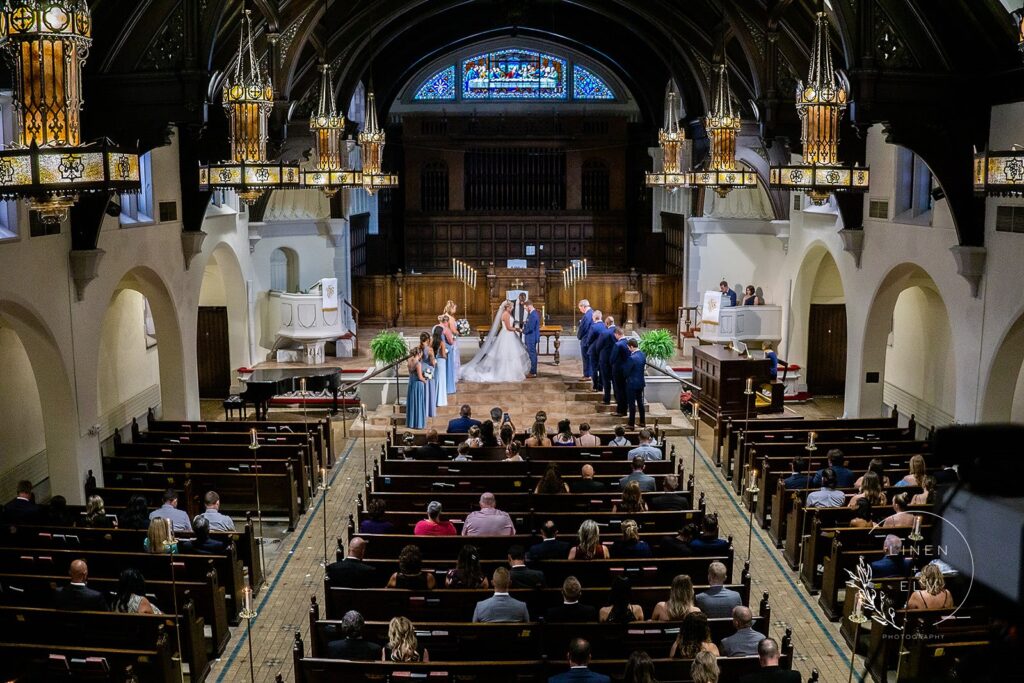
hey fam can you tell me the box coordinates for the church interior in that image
[1,0,1023,681]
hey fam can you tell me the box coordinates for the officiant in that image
[512,292,528,329]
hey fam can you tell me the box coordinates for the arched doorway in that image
[981,310,1024,422]
[197,244,250,398]
[789,244,847,404]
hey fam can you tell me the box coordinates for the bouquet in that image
[455,318,471,337]
[422,365,435,380]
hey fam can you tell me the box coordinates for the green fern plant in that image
[638,328,675,361]
[369,330,408,365]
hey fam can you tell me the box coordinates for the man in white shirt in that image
[201,490,236,532]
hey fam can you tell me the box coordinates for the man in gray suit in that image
[618,456,656,492]
[472,567,530,623]
[721,605,763,656]
[694,561,743,618]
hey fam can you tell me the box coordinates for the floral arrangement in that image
[369,330,409,365]
[455,318,471,336]
[638,328,675,361]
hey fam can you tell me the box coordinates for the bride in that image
[460,301,530,383]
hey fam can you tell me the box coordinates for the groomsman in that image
[596,316,617,405]
[577,299,594,379]
[522,300,541,378]
[625,338,647,428]
[585,310,606,392]
[611,328,630,416]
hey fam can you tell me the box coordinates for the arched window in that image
[414,65,456,100]
[270,248,299,292]
[348,81,366,131]
[581,159,610,211]
[421,161,449,211]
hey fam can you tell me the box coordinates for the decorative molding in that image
[772,219,790,253]
[139,1,185,71]
[949,245,986,298]
[737,10,766,58]
[873,2,918,69]
[837,228,865,268]
[278,6,312,64]
[180,230,207,270]
[248,222,263,253]
[69,249,105,301]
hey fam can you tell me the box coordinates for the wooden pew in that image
[839,576,909,650]
[378,457,677,477]
[865,608,990,683]
[371,472,681,495]
[397,431,650,447]
[362,490,693,515]
[0,641,175,682]
[387,444,672,463]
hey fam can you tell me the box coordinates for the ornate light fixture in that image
[0,0,140,224]
[645,89,691,189]
[974,147,1024,196]
[769,11,869,205]
[199,9,300,204]
[690,65,757,197]
[357,90,398,195]
[303,65,361,197]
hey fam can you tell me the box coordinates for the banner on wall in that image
[321,278,339,311]
[702,290,723,325]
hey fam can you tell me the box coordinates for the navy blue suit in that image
[586,321,606,390]
[595,326,617,404]
[523,309,541,375]
[611,337,631,415]
[577,308,593,377]
[446,416,482,433]
[625,350,646,427]
[549,668,610,683]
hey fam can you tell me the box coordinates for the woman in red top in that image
[413,500,457,536]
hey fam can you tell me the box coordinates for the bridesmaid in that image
[440,313,457,395]
[421,332,438,419]
[406,347,427,430]
[431,324,448,408]
[444,300,461,387]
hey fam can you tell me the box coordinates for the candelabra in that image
[248,429,268,589]
[562,259,588,331]
[239,584,258,683]
[451,259,478,316]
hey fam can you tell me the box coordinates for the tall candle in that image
[250,428,258,448]
[808,431,816,447]
[452,260,456,277]
[244,586,252,613]
[300,377,307,395]
[165,517,172,540]
[853,591,863,617]
[912,515,922,536]
[749,468,758,489]
[745,377,753,393]
[361,403,366,418]
[583,259,587,278]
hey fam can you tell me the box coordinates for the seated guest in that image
[849,498,877,528]
[906,563,954,610]
[552,419,576,446]
[489,407,504,435]
[80,495,115,528]
[548,637,610,683]
[182,515,225,554]
[536,410,556,435]
[414,500,457,536]
[4,479,40,523]
[446,544,489,588]
[569,519,610,560]
[806,468,845,508]
[688,513,730,556]
[508,544,545,588]
[572,464,606,494]
[619,456,656,492]
[326,537,378,588]
[612,519,652,558]
[812,449,855,488]
[742,286,763,306]
[577,423,600,447]
[326,610,380,660]
[472,567,529,622]
[462,492,515,536]
[144,517,178,554]
[446,404,481,434]
[623,651,657,683]
[481,421,499,448]
[738,637,800,683]
[627,429,662,461]
[545,576,598,622]
[415,430,447,460]
[382,616,429,662]
[465,425,484,448]
[149,488,192,533]
[44,495,73,526]
[609,425,630,447]
[201,490,236,531]
[659,524,697,558]
[651,573,700,621]
[855,458,892,489]
[870,535,913,579]
[721,605,762,656]
[528,520,572,562]
[896,454,927,488]
[535,463,570,494]
[690,651,721,683]
[497,423,514,447]
[54,559,108,611]
[359,499,397,535]
[454,442,472,461]
[783,458,813,490]
[669,612,720,658]
[525,420,552,447]
[599,576,644,623]
[119,494,150,530]
[848,470,887,508]
[503,441,524,462]
[387,544,436,590]
[649,474,691,511]
[881,492,916,528]
[613,481,648,514]
[113,567,161,614]
[912,475,937,506]
[695,561,742,618]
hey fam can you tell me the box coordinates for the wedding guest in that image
[806,469,845,507]
[545,576,598,622]
[691,651,720,683]
[446,544,489,588]
[881,492,916,527]
[694,562,742,618]
[721,606,762,656]
[497,422,514,447]
[912,475,938,505]
[572,464,605,493]
[577,423,600,447]
[405,347,428,430]
[848,470,887,508]
[849,498,876,528]
[535,463,570,494]
[454,443,472,461]
[414,501,457,536]
[54,560,107,611]
[550,638,609,683]
[430,325,449,409]
[742,285,763,306]
[783,457,813,490]
[740,638,799,683]
[658,524,697,558]
[649,475,691,511]
[623,651,657,683]
[508,545,545,589]
[609,425,630,447]
[183,514,225,554]
[906,563,954,610]
[462,493,515,536]
[326,610,380,660]
[202,491,236,532]
[525,421,551,447]
[651,574,700,621]
[870,535,912,578]
[80,495,115,528]
[359,499,397,535]
[619,456,656,492]
[480,421,499,447]
[552,419,576,446]
[569,519,610,560]
[421,332,438,419]
[625,339,647,428]
[611,519,652,558]
[670,612,720,658]
[528,520,572,562]
[812,449,855,488]
[855,458,892,489]
[44,495,73,526]
[896,454,927,488]
[599,576,644,623]
[383,616,429,662]
[386,544,436,589]
[472,568,529,623]
[577,299,595,380]
[119,495,149,530]
[613,481,648,513]
[414,430,446,459]
[504,441,524,462]
[446,404,480,433]
[688,514,730,556]
[113,568,161,614]
[326,537,379,588]
[148,488,192,533]
[144,517,177,554]
[3,480,39,523]
[465,425,484,448]
[489,407,503,434]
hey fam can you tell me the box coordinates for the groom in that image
[522,300,541,378]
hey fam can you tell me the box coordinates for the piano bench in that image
[223,395,246,420]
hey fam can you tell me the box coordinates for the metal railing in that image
[343,299,360,353]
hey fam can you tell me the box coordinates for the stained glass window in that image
[414,65,456,100]
[573,65,614,100]
[461,49,567,100]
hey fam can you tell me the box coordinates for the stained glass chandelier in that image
[302,65,360,197]
[974,147,1024,196]
[645,90,690,189]
[768,11,868,205]
[357,91,398,195]
[690,65,756,197]
[198,9,300,204]
[0,0,140,224]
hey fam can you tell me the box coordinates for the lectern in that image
[622,290,641,333]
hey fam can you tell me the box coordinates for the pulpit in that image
[623,290,641,333]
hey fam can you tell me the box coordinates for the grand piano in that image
[239,367,342,420]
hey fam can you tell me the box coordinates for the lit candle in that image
[853,591,863,617]
[693,400,700,416]
[745,377,753,393]
[583,259,587,278]
[250,428,258,448]
[749,468,758,489]
[165,517,173,540]
[320,467,326,483]
[912,515,922,536]
[300,377,307,395]
[808,431,816,447]
[361,403,366,418]
[244,586,252,613]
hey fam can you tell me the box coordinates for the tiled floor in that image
[206,374,855,682]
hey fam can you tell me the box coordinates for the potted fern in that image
[638,328,675,372]
[369,331,409,406]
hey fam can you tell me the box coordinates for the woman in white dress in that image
[460,301,529,383]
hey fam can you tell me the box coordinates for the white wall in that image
[97,289,161,415]
[0,326,45,476]
[810,255,844,305]
[693,233,787,304]
[198,262,227,306]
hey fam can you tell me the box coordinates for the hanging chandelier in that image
[690,65,757,197]
[357,90,398,195]
[768,11,868,205]
[974,147,1024,196]
[645,90,691,189]
[0,0,140,224]
[199,9,300,205]
[303,65,361,197]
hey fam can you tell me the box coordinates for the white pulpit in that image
[696,304,783,348]
[269,280,346,364]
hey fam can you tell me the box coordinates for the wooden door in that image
[806,304,847,396]
[196,306,230,398]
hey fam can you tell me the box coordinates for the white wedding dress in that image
[460,307,529,383]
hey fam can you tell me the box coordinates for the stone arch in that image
[786,241,847,371]
[981,307,1024,422]
[200,242,251,375]
[269,246,300,293]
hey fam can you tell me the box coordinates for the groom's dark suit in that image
[523,308,541,375]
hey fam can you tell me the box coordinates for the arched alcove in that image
[270,247,300,293]
[197,243,251,397]
[788,244,848,402]
[981,309,1024,422]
